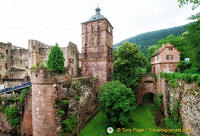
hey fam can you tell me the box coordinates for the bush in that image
[62,115,77,132]
[177,61,191,72]
[61,100,69,106]
[4,106,20,128]
[30,65,37,70]
[19,89,28,103]
[59,110,65,117]
[39,62,48,68]
[75,95,80,100]
[99,81,137,126]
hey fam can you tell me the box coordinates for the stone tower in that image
[31,69,57,136]
[81,7,114,85]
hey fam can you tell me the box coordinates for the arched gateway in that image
[136,76,157,104]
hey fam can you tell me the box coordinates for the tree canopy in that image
[99,81,137,126]
[113,42,146,90]
[47,43,65,73]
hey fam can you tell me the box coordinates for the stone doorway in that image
[143,92,154,104]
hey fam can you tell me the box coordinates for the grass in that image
[79,105,161,136]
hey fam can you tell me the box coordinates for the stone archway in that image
[143,92,155,104]
[136,76,157,104]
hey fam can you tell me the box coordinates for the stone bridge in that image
[136,76,158,104]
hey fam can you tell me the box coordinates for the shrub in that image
[19,89,28,103]
[59,110,65,117]
[196,80,200,86]
[75,95,80,100]
[4,106,20,128]
[184,74,193,83]
[62,115,77,132]
[61,99,69,106]
[39,62,48,68]
[169,80,179,88]
[30,65,37,70]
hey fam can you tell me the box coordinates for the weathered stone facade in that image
[31,69,57,136]
[165,80,200,136]
[0,42,29,87]
[81,7,114,85]
[28,40,79,77]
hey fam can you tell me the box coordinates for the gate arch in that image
[136,76,157,104]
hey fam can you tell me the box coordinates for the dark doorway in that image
[143,92,154,104]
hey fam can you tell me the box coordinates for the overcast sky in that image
[0,0,198,52]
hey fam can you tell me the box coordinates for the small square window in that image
[167,55,173,60]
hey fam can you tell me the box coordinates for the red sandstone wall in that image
[31,69,57,136]
[21,91,33,135]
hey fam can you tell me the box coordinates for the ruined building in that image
[0,40,79,88]
[28,40,79,77]
[81,7,114,85]
[0,42,29,87]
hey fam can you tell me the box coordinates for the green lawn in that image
[79,105,162,136]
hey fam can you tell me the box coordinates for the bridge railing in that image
[0,82,32,93]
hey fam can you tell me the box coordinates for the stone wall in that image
[31,69,57,136]
[164,79,200,136]
[21,91,32,136]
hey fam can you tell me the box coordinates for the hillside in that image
[114,24,187,55]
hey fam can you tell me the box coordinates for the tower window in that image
[5,63,8,69]
[6,49,8,55]
[33,46,35,50]
[166,55,173,60]
[108,26,111,33]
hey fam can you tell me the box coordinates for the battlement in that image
[31,69,55,84]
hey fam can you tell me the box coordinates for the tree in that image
[178,0,200,20]
[99,81,137,126]
[113,42,146,90]
[47,43,65,73]
[178,0,200,10]
[184,20,200,71]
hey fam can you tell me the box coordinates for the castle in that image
[0,40,80,88]
[0,7,113,88]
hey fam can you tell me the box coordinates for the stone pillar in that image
[31,69,57,136]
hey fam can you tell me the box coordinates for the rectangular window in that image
[33,46,35,50]
[6,49,8,55]
[168,47,173,51]
[167,55,173,60]
[156,56,159,61]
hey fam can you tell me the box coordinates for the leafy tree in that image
[178,0,200,10]
[99,81,137,126]
[113,42,146,89]
[185,20,200,71]
[178,0,200,20]
[47,43,65,73]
